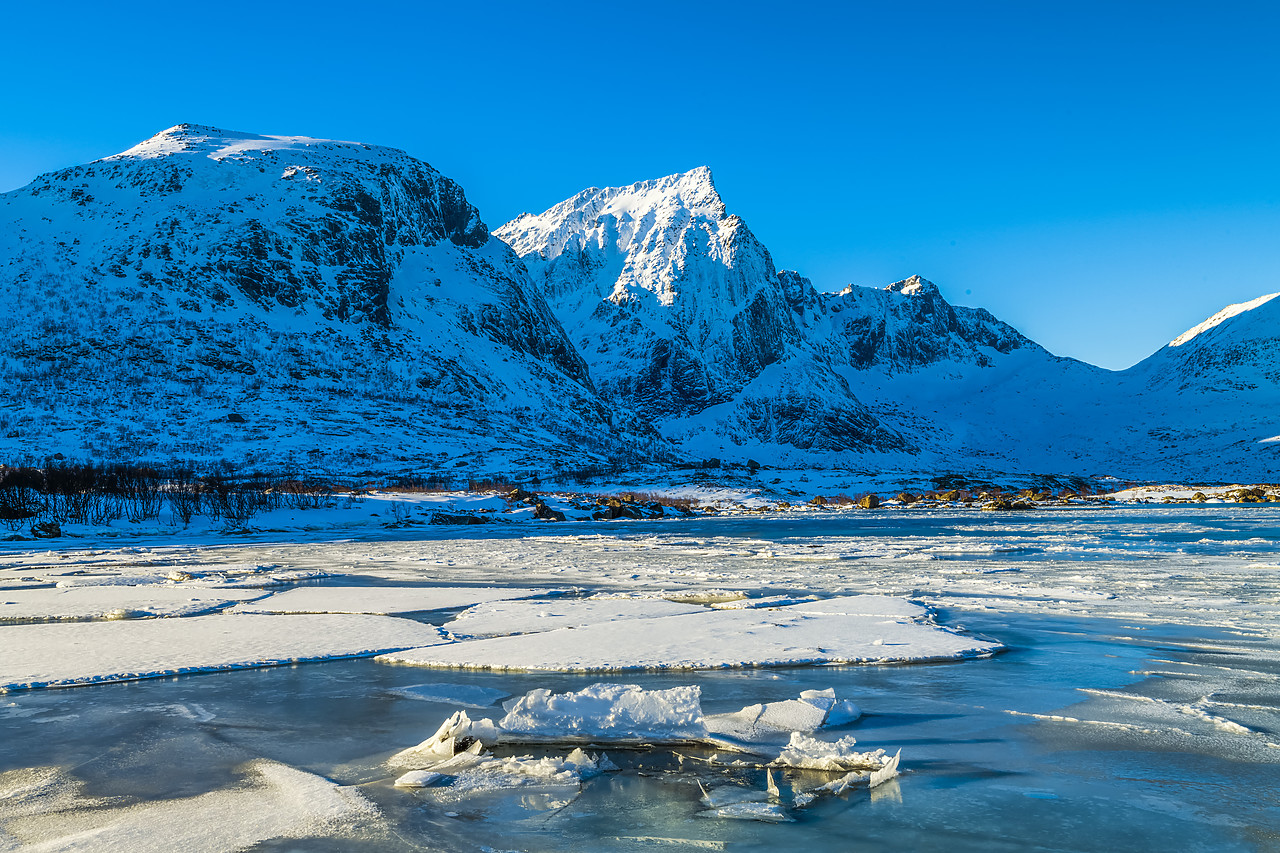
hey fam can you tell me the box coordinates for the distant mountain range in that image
[1,125,1276,482]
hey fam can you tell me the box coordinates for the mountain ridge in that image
[2,126,1276,482]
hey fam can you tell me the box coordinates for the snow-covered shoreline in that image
[4,481,1278,549]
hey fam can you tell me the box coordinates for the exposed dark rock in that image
[533,501,565,522]
[430,512,487,525]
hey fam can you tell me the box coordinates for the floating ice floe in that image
[708,594,819,610]
[703,688,861,742]
[1,613,448,691]
[0,585,263,621]
[698,777,793,823]
[389,710,616,795]
[380,597,999,672]
[45,563,325,589]
[444,596,706,638]
[390,682,511,708]
[229,585,546,615]
[386,682,896,820]
[778,594,930,619]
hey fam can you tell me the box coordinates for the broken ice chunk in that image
[703,687,863,741]
[388,710,498,768]
[498,683,706,741]
[699,801,794,822]
[393,770,442,788]
[773,731,892,772]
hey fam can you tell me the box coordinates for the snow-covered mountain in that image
[0,124,618,472]
[500,169,1279,481]
[497,168,802,416]
[497,169,1091,467]
[4,126,1274,482]
[496,168,900,454]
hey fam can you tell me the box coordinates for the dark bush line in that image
[0,462,337,530]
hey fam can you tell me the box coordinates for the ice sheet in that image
[391,682,511,708]
[1,613,449,691]
[229,585,545,615]
[445,596,707,637]
[0,586,262,622]
[0,761,375,851]
[381,606,999,672]
[704,688,861,741]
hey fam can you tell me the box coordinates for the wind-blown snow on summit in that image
[0,124,613,470]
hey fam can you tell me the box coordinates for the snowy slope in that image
[0,125,617,473]
[1107,292,1280,479]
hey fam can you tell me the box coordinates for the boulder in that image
[857,494,880,509]
[430,512,487,525]
[533,501,566,522]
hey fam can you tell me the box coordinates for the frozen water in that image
[0,585,262,621]
[0,507,1278,851]
[0,761,375,851]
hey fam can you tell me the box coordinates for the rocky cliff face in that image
[0,124,612,472]
[497,167,806,418]
[813,275,1034,371]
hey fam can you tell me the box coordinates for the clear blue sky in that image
[3,1,1277,369]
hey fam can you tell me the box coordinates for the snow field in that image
[381,604,1000,672]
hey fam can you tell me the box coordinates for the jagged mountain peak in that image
[495,166,725,262]
[884,274,938,296]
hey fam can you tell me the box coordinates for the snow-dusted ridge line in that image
[1167,291,1280,347]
